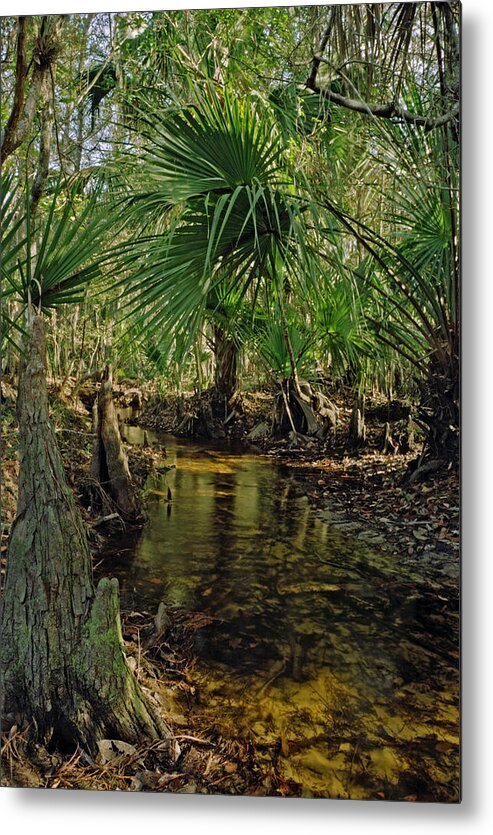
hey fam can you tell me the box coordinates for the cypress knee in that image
[90,365,143,522]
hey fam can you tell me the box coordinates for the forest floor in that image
[0,377,459,794]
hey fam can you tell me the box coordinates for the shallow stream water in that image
[108,427,459,800]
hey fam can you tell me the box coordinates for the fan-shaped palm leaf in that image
[120,85,320,348]
[135,85,283,204]
[1,176,127,334]
[256,316,313,381]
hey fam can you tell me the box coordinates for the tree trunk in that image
[213,325,237,404]
[417,342,459,464]
[0,316,167,753]
[348,393,366,449]
[90,366,143,522]
[1,17,62,162]
[272,378,336,439]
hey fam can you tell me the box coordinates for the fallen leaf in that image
[97,738,137,763]
[435,741,456,753]
[413,529,428,541]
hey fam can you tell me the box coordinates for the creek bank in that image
[1,378,459,796]
[137,386,459,593]
[2,379,459,618]
[273,450,459,596]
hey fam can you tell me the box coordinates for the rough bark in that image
[416,342,459,465]
[30,79,55,217]
[90,366,143,522]
[213,325,238,404]
[0,17,28,161]
[1,17,62,163]
[348,393,366,449]
[0,317,167,753]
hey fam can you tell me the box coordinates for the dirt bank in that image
[137,386,459,592]
[1,380,459,795]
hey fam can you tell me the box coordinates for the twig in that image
[173,734,214,747]
[90,512,120,528]
[257,660,286,695]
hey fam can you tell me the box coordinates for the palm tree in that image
[317,114,459,464]
[119,85,323,422]
[0,176,168,752]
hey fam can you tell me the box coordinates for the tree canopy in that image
[1,2,460,455]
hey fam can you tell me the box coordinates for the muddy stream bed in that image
[100,426,459,801]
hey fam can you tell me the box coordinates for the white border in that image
[1,1,492,833]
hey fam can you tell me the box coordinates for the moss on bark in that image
[0,316,169,754]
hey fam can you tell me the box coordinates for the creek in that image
[104,426,459,800]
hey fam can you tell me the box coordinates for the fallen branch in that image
[90,513,120,528]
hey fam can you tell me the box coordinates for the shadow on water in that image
[104,426,459,801]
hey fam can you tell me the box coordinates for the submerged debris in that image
[1,382,459,798]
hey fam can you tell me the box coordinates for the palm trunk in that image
[417,339,459,464]
[0,316,167,753]
[213,325,238,403]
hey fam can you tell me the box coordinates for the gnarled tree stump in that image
[90,366,143,522]
[348,393,366,449]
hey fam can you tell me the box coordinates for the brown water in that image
[110,427,459,801]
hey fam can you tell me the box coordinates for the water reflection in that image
[112,428,459,801]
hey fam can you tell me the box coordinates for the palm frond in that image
[117,85,321,351]
[1,178,129,337]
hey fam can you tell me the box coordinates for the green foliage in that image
[341,118,458,375]
[1,176,125,314]
[120,84,320,351]
[256,315,312,381]
[84,61,117,128]
[0,5,459,432]
[314,282,373,378]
